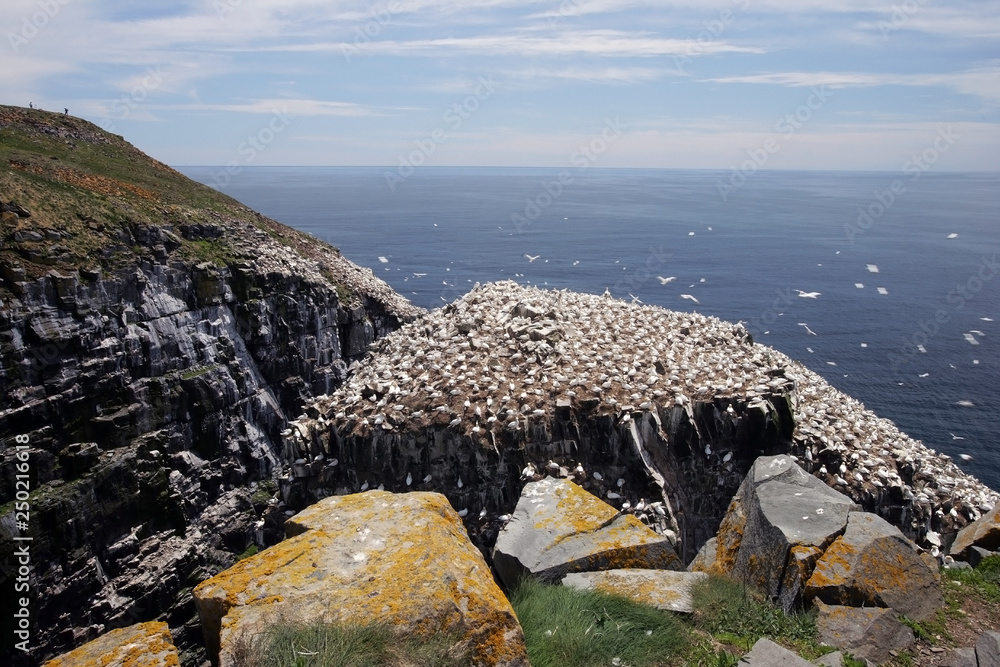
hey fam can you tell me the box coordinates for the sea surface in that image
[178,166,1000,491]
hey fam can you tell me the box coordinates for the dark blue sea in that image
[178,166,1000,491]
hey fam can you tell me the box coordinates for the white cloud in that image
[701,69,1000,103]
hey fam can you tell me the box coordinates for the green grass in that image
[235,545,259,561]
[225,622,469,667]
[899,554,1000,650]
[689,575,824,660]
[510,577,688,667]
[943,554,1000,603]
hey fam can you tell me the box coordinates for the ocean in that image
[177,166,1000,491]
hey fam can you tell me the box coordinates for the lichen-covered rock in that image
[194,490,527,667]
[492,478,681,589]
[41,621,179,667]
[688,537,717,573]
[814,601,915,665]
[737,637,813,666]
[805,511,943,622]
[951,503,1000,559]
[561,569,706,613]
[711,455,859,611]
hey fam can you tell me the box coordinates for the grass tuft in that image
[689,574,822,659]
[226,622,469,667]
[510,577,688,667]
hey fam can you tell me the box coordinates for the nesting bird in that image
[292,280,998,535]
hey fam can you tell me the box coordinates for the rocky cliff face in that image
[287,282,999,567]
[0,106,420,665]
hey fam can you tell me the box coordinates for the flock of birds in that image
[294,281,999,538]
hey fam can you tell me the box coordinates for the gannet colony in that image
[288,281,998,554]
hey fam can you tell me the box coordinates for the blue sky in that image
[3,0,999,170]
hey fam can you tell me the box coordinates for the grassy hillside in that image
[0,105,383,304]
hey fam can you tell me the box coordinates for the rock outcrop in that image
[710,456,944,634]
[492,478,681,588]
[711,455,859,611]
[291,281,998,568]
[194,490,528,667]
[951,503,1000,560]
[40,621,179,667]
[814,602,915,665]
[0,106,420,666]
[806,511,943,622]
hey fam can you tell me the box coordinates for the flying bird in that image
[680,294,700,304]
[796,290,821,298]
[657,276,677,284]
[524,254,540,262]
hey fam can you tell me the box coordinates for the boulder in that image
[560,569,707,613]
[814,601,914,665]
[687,537,717,573]
[939,647,978,667]
[492,478,681,589]
[951,503,1000,559]
[41,621,179,667]
[805,512,943,622]
[738,637,814,666]
[813,651,844,667]
[194,490,527,667]
[712,456,859,611]
[978,630,1000,667]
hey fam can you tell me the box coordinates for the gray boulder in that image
[738,638,814,666]
[814,600,914,665]
[687,537,717,573]
[939,647,978,667]
[812,651,844,667]
[979,630,1000,667]
[806,511,943,622]
[492,478,681,589]
[561,569,706,613]
[712,455,859,611]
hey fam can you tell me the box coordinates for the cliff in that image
[287,281,999,563]
[0,106,421,665]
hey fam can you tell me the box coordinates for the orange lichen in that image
[41,621,179,667]
[196,491,527,667]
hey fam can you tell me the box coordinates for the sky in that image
[2,0,1000,171]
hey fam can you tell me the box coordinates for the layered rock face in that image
[0,107,420,665]
[291,281,999,564]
